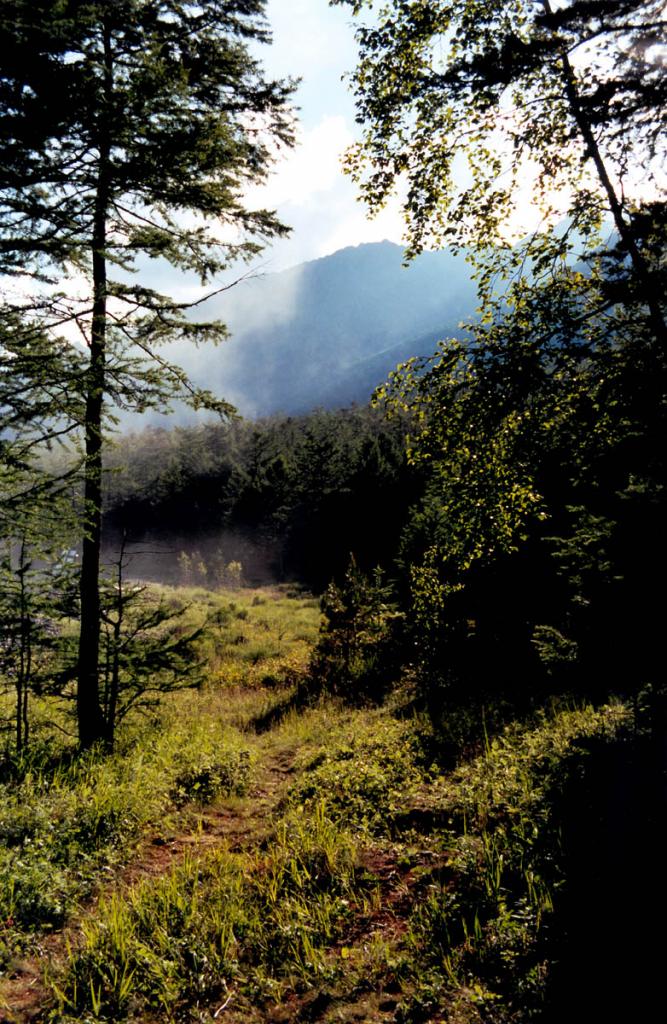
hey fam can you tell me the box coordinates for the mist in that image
[115,240,479,430]
[101,528,286,589]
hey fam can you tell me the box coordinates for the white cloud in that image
[317,192,406,257]
[264,0,357,85]
[242,113,406,269]
[248,115,354,211]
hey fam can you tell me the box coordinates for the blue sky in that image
[246,0,406,271]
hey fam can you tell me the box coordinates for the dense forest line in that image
[102,407,420,590]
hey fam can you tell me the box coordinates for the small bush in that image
[311,558,402,701]
[172,749,251,806]
[288,716,424,834]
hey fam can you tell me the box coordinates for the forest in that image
[0,1,665,1022]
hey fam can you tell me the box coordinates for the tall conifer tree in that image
[0,0,295,746]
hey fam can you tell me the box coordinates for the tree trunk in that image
[542,0,667,346]
[77,20,113,749]
[16,537,28,754]
[77,267,108,747]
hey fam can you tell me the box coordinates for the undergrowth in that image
[287,713,428,835]
[0,583,639,1024]
[0,586,319,978]
[48,699,635,1023]
[0,720,252,960]
[396,702,633,1023]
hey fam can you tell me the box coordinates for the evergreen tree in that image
[0,0,295,746]
[0,532,79,755]
[96,538,205,749]
[0,311,84,539]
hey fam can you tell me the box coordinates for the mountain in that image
[179,240,479,417]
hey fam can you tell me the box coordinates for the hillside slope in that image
[181,241,477,416]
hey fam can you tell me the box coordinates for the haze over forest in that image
[157,216,618,424]
[152,240,478,420]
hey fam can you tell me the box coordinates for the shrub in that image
[311,557,402,701]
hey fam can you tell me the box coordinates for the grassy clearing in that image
[44,697,633,1023]
[0,586,319,980]
[0,703,253,961]
[53,804,365,1022]
[0,584,639,1023]
[188,585,320,690]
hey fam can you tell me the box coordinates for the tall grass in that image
[0,714,252,952]
[1,583,637,1024]
[0,585,320,971]
[400,702,633,1021]
[52,802,364,1021]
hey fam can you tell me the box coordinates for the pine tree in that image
[0,0,295,746]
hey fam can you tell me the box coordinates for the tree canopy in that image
[337,0,667,715]
[335,0,665,327]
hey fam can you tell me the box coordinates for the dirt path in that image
[118,745,296,886]
[0,746,297,1024]
[1,747,452,1024]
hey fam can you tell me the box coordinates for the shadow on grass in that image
[249,674,324,734]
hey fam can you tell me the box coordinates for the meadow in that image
[0,584,639,1024]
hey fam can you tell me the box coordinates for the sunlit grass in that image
[0,585,320,979]
[0,583,637,1024]
[52,803,364,1021]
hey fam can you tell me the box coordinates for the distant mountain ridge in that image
[183,240,479,417]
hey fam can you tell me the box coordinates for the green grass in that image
[396,702,633,1023]
[286,710,428,835]
[0,586,320,977]
[0,712,252,950]
[0,584,639,1024]
[44,699,633,1022]
[52,803,365,1022]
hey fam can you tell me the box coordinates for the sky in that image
[243,0,406,272]
[5,1,403,319]
[234,0,583,275]
[3,2,402,363]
